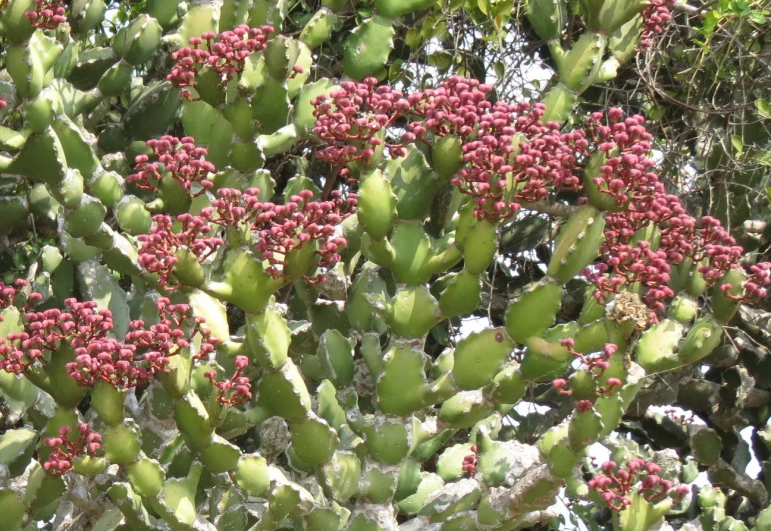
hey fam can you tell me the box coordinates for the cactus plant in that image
[0,1,768,530]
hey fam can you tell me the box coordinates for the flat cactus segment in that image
[70,0,107,34]
[711,268,746,323]
[199,435,242,473]
[245,306,291,369]
[0,428,37,477]
[113,15,163,66]
[0,0,36,43]
[375,0,437,17]
[526,0,568,41]
[126,457,165,497]
[122,82,182,140]
[634,318,682,373]
[151,462,203,528]
[0,489,25,531]
[452,328,513,390]
[362,420,411,465]
[91,380,126,426]
[371,285,442,339]
[438,391,493,429]
[300,8,336,49]
[234,454,270,496]
[343,17,395,80]
[552,33,607,94]
[436,443,475,481]
[290,414,338,465]
[107,483,156,531]
[258,360,312,422]
[437,269,482,318]
[418,477,481,522]
[357,169,396,241]
[317,451,362,503]
[547,205,606,283]
[505,279,564,344]
[317,329,355,387]
[678,314,723,365]
[174,392,215,448]
[377,343,429,416]
[6,31,63,99]
[0,195,29,236]
[103,421,142,465]
[384,145,440,220]
[9,128,67,186]
[346,264,388,334]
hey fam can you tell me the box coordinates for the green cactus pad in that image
[318,451,362,503]
[505,279,564,344]
[346,263,388,334]
[199,435,242,473]
[234,454,270,496]
[678,314,723,365]
[634,318,683,372]
[103,421,142,465]
[300,8,336,48]
[711,268,746,323]
[439,391,493,429]
[669,293,699,324]
[290,414,339,465]
[419,478,481,522]
[63,195,108,238]
[437,269,482,318]
[526,0,568,41]
[6,31,63,99]
[0,490,24,531]
[317,329,355,388]
[357,169,396,241]
[0,428,37,477]
[552,33,607,94]
[113,15,163,67]
[436,443,475,482]
[343,17,395,80]
[173,392,215,448]
[452,328,513,390]
[548,205,606,283]
[362,419,411,465]
[245,306,291,369]
[91,380,126,426]
[377,343,429,416]
[126,457,165,497]
[376,285,443,339]
[397,473,444,514]
[70,0,107,34]
[0,195,29,237]
[258,360,312,422]
[431,134,464,179]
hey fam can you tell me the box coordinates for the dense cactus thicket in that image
[0,1,770,530]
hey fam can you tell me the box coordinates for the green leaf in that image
[756,98,771,119]
[731,135,743,156]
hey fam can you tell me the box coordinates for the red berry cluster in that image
[24,0,67,30]
[552,342,623,408]
[722,262,770,304]
[454,101,585,221]
[583,110,769,313]
[253,190,354,282]
[312,78,410,178]
[588,459,688,511]
[639,0,674,49]
[43,423,102,475]
[0,97,7,110]
[202,187,357,283]
[462,445,478,477]
[128,136,215,199]
[137,213,224,291]
[1,297,109,375]
[66,297,217,389]
[204,355,252,407]
[404,77,493,142]
[167,25,274,100]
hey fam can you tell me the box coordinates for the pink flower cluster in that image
[204,355,252,407]
[582,110,769,314]
[128,136,215,199]
[1,297,108,375]
[462,445,478,477]
[312,77,410,179]
[43,424,101,475]
[639,0,674,49]
[167,25,274,100]
[24,0,67,30]
[252,189,354,282]
[552,342,622,409]
[66,297,217,389]
[137,213,224,290]
[589,459,688,511]
[138,187,356,287]
[312,76,586,221]
[454,101,585,221]
[404,77,493,142]
[0,97,7,110]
